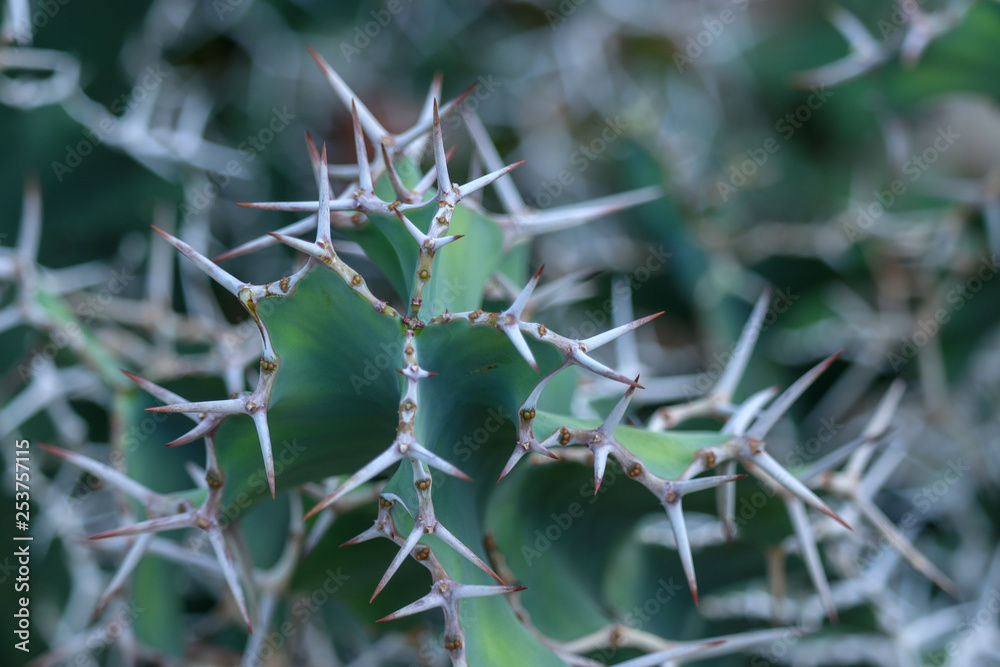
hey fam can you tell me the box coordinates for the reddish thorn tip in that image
[38,443,62,457]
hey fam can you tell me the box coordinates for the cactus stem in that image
[303,439,470,520]
[852,495,959,597]
[268,231,400,318]
[55,431,253,632]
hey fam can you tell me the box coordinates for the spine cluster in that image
[20,48,958,667]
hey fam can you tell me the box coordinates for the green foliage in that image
[5,2,999,665]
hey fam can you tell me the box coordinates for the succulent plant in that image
[5,10,995,664]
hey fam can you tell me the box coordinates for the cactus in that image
[4,34,985,667]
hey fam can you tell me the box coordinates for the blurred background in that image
[2,0,1000,665]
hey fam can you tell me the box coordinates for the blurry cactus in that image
[4,31,986,667]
